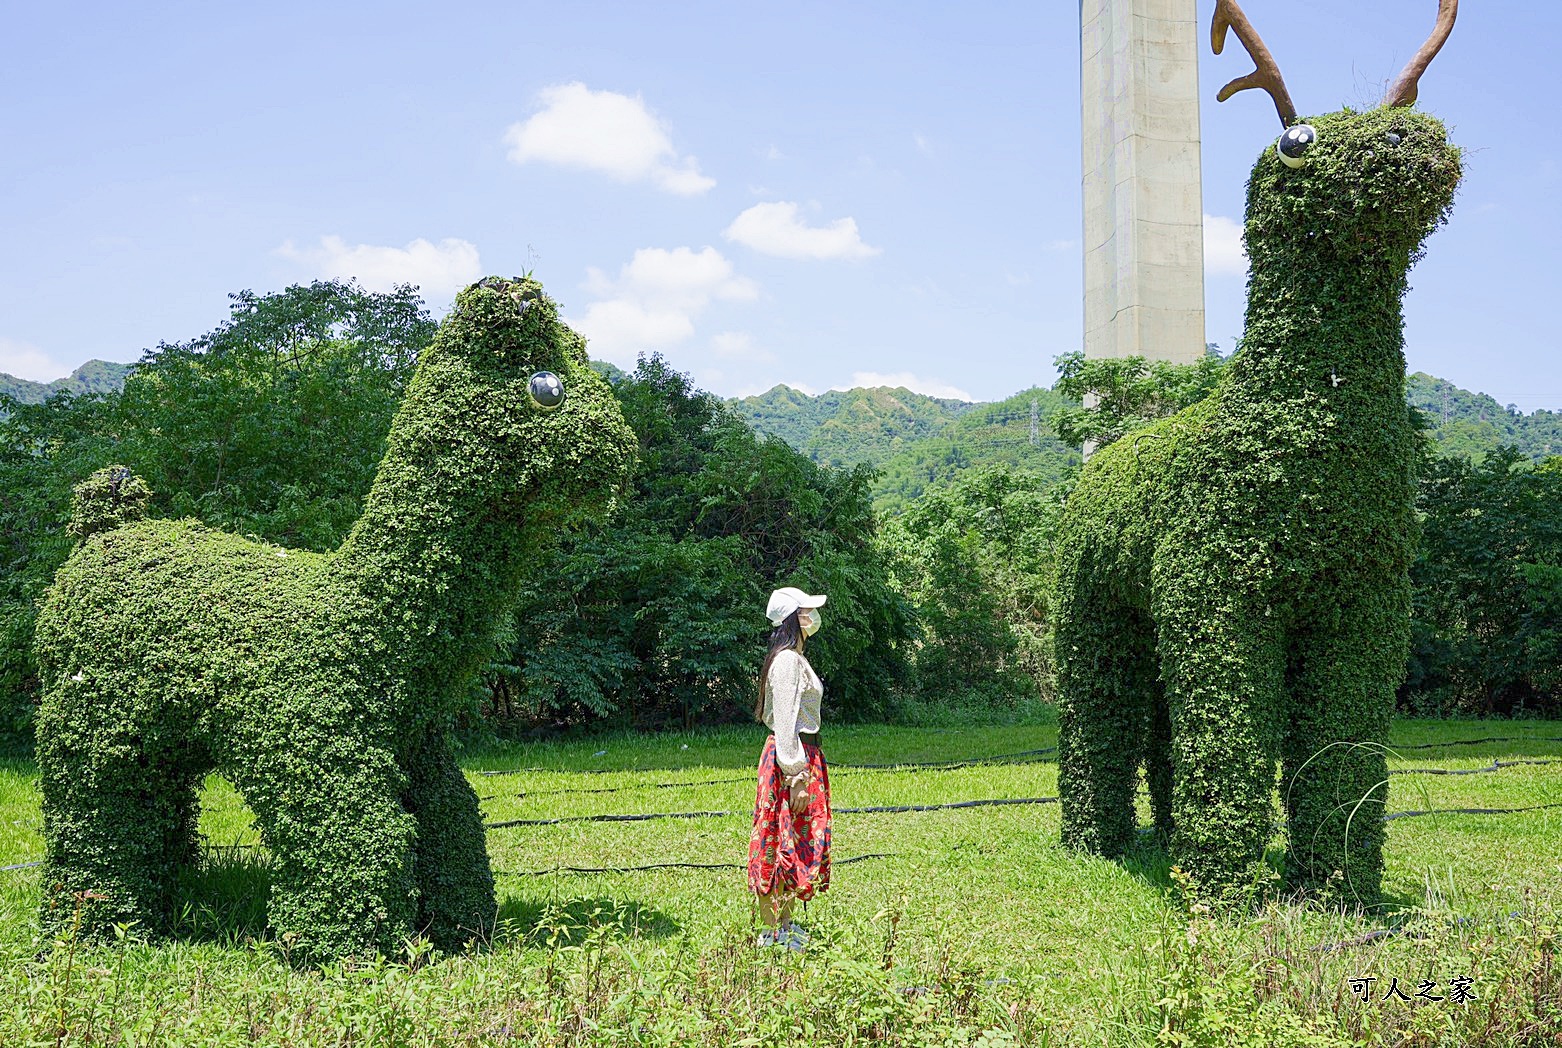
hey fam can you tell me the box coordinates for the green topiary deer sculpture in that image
[34,276,635,961]
[1054,0,1462,906]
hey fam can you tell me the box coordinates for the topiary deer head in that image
[1214,0,1462,274]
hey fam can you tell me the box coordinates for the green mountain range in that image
[732,385,978,467]
[4,360,1555,511]
[0,360,134,407]
[733,371,1562,511]
[731,384,1080,511]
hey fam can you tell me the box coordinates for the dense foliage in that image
[1407,371,1562,462]
[486,355,915,731]
[34,277,636,961]
[1048,348,1227,451]
[0,392,120,738]
[1054,107,1464,907]
[729,368,1562,502]
[1406,448,1562,717]
[883,467,1064,707]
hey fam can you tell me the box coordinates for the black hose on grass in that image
[1383,801,1562,821]
[1311,911,1527,953]
[485,795,1063,830]
[485,794,1562,832]
[495,852,894,877]
[5,798,1560,876]
[468,734,1562,780]
[830,748,1057,769]
[5,736,1561,874]
[475,751,1560,803]
[471,747,1061,780]
[477,753,1060,802]
[1394,758,1562,775]
[1390,735,1562,750]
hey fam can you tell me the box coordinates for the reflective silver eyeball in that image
[1276,123,1318,168]
[527,371,565,411]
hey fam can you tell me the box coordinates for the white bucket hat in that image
[766,586,827,626]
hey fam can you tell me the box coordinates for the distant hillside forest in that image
[732,370,1562,510]
[4,358,1557,509]
[0,360,133,409]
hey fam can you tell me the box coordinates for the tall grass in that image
[0,718,1557,1045]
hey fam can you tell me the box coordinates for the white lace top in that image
[763,648,824,776]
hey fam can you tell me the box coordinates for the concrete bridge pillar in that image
[1080,0,1207,370]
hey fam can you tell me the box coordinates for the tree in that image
[885,466,1065,705]
[0,391,122,744]
[1048,350,1226,451]
[1404,447,1562,716]
[116,280,433,549]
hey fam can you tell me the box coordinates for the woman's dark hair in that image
[754,610,805,722]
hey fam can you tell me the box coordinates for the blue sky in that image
[2,1,1558,409]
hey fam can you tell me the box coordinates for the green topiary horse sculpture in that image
[34,276,635,961]
[1054,0,1462,906]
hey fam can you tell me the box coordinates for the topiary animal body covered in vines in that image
[34,277,635,961]
[1054,0,1463,906]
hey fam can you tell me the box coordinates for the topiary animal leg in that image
[231,746,418,962]
[1057,584,1159,860]
[37,739,202,942]
[1280,586,1405,909]
[1154,579,1285,902]
[403,729,497,953]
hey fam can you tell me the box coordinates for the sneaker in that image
[781,922,809,945]
[756,928,783,948]
[780,926,807,953]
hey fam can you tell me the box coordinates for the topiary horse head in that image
[1053,0,1462,906]
[35,276,635,961]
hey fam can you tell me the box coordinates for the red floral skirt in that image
[747,735,832,901]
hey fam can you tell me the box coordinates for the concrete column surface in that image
[1080,0,1206,367]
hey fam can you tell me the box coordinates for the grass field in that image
[1,714,1559,1046]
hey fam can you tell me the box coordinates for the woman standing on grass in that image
[748,586,832,952]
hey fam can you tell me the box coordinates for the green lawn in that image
[1,715,1559,1046]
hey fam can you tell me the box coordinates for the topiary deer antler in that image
[1384,0,1459,108]
[1211,0,1297,128]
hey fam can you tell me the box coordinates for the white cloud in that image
[839,371,974,401]
[0,337,69,383]
[572,246,758,366]
[503,82,715,196]
[275,236,482,298]
[1203,214,1247,276]
[575,300,696,355]
[913,132,933,156]
[1044,238,1078,252]
[723,201,880,261]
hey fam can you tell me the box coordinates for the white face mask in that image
[799,608,821,637]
